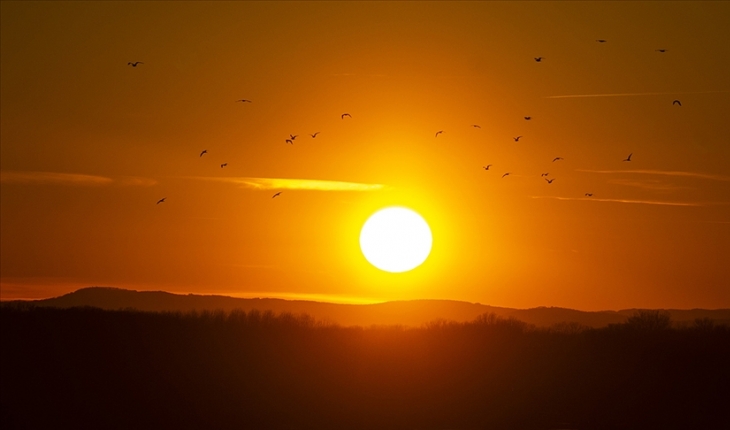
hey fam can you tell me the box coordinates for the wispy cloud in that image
[331,73,387,78]
[577,169,730,182]
[607,179,692,192]
[201,177,387,192]
[547,90,730,99]
[530,195,702,207]
[225,290,381,305]
[117,176,158,187]
[0,171,156,187]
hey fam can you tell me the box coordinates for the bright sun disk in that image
[359,207,432,273]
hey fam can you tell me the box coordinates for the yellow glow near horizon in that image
[359,207,433,273]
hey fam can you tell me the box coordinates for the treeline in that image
[2,306,729,429]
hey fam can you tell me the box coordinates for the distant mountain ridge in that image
[5,287,730,328]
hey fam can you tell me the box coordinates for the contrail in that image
[0,171,157,187]
[577,169,730,182]
[546,90,730,99]
[200,177,387,192]
[530,195,702,207]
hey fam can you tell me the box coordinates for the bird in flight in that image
[502,172,510,178]
[311,132,320,138]
[236,99,252,103]
[220,163,227,168]
[289,134,298,140]
[541,173,549,177]
[524,116,531,120]
[534,57,544,62]
[673,100,682,106]
[156,197,166,204]
[285,139,293,145]
[483,165,492,170]
[655,49,667,53]
[272,192,282,198]
[585,193,593,197]
[341,113,351,119]
[513,136,522,142]
[545,178,555,184]
[472,124,481,128]
[127,62,143,67]
[596,39,607,43]
[552,157,563,162]
[200,150,207,157]
[435,130,443,137]
[623,153,632,162]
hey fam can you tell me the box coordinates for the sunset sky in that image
[2,1,728,310]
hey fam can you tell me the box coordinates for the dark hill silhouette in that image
[9,287,730,328]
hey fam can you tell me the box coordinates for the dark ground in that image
[2,306,729,429]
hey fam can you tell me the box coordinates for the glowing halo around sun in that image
[359,207,433,273]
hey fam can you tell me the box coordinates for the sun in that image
[359,207,433,273]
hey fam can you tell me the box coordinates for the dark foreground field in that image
[2,306,729,430]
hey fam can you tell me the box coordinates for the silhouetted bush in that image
[548,321,590,334]
[2,306,729,430]
[625,309,673,331]
[693,316,716,330]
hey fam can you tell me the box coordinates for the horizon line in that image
[2,285,728,312]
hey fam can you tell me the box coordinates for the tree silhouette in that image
[1,305,728,429]
[625,309,672,331]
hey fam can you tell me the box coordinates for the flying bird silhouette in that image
[289,134,298,140]
[534,57,544,62]
[524,116,531,120]
[285,139,293,145]
[585,193,593,197]
[127,62,143,67]
[502,172,510,178]
[435,130,443,137]
[199,150,207,157]
[545,178,555,184]
[272,192,282,198]
[673,100,682,106]
[656,49,667,53]
[472,124,481,128]
[341,113,351,119]
[483,165,492,170]
[623,153,632,162]
[541,173,549,177]
[513,136,522,142]
[236,99,252,103]
[220,163,227,168]
[310,132,320,138]
[156,198,166,204]
[552,157,563,162]
[596,39,607,43]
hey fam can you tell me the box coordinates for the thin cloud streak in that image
[577,169,730,182]
[530,195,701,207]
[331,73,387,78]
[547,90,730,99]
[202,177,387,192]
[0,171,157,187]
[607,179,692,192]
[225,290,382,305]
[1,171,112,186]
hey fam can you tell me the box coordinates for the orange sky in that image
[2,2,729,310]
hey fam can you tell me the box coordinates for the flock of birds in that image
[471,46,679,196]
[145,91,357,203]
[132,41,681,205]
